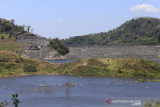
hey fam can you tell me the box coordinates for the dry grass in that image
[0,38,26,52]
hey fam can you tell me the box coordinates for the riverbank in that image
[1,50,160,80]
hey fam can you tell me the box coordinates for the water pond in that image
[0,75,160,107]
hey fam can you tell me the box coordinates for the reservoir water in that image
[1,59,160,107]
[46,59,76,64]
[0,75,160,107]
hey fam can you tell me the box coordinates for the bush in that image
[49,38,69,55]
[87,58,106,67]
[0,100,9,107]
[144,100,152,107]
[23,63,37,72]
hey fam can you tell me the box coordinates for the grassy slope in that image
[57,58,160,78]
[1,50,160,78]
[0,37,26,52]
[0,50,61,78]
[0,36,60,78]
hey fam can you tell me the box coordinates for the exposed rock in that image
[16,34,59,60]
[66,46,160,60]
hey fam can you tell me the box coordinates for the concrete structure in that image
[16,34,59,60]
[66,46,160,60]
[16,34,160,60]
[16,34,49,46]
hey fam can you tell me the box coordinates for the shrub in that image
[0,100,9,107]
[49,38,69,55]
[144,100,152,107]
[23,63,37,72]
[117,67,122,73]
[87,58,106,67]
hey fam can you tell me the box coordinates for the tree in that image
[27,26,31,32]
[49,38,69,55]
[10,19,15,24]
[12,93,20,107]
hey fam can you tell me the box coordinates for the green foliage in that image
[0,39,26,52]
[62,17,160,46]
[57,58,160,78]
[12,93,20,107]
[0,18,27,38]
[23,63,37,72]
[0,101,9,107]
[144,100,152,107]
[8,32,12,38]
[117,67,122,73]
[59,58,109,76]
[15,48,24,60]
[49,38,69,55]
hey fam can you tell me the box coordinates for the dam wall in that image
[66,46,160,60]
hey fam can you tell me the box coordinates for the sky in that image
[0,0,160,39]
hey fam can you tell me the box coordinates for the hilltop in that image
[0,18,27,39]
[0,18,69,59]
[62,17,160,46]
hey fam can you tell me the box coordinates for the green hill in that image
[0,18,69,56]
[62,17,160,46]
[0,18,26,39]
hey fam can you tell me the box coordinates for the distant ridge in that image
[62,17,160,46]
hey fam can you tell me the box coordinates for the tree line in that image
[62,17,160,46]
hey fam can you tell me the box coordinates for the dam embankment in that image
[66,46,160,60]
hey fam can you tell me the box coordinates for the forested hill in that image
[0,18,27,38]
[62,17,160,46]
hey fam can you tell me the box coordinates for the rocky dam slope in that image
[66,46,160,60]
[16,34,62,60]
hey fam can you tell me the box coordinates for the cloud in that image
[130,4,160,12]
[57,19,63,22]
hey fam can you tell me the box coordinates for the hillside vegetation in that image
[57,58,160,78]
[0,18,69,55]
[62,17,160,46]
[0,50,60,78]
[1,50,160,79]
[0,18,30,52]
[0,18,26,39]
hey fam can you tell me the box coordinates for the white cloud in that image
[130,4,160,12]
[57,19,63,22]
